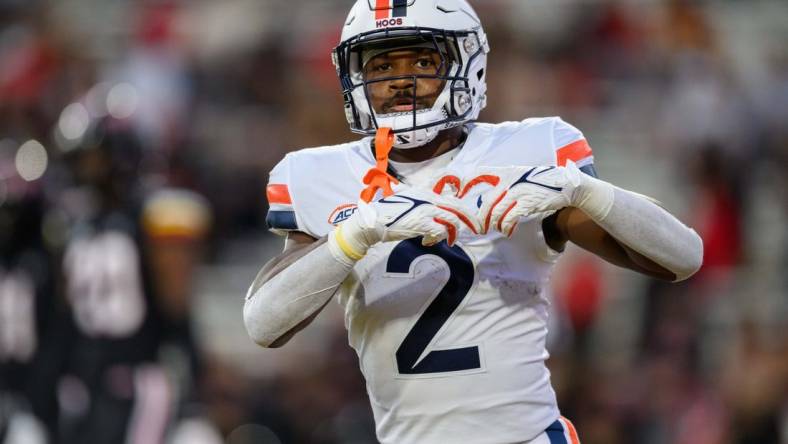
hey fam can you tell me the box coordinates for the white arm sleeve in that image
[580,177,703,282]
[243,238,354,347]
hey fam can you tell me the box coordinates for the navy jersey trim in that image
[266,210,298,230]
[579,163,598,178]
[545,419,568,443]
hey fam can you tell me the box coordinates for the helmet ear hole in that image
[477,69,484,81]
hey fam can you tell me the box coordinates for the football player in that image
[244,1,703,443]
[0,141,57,444]
[50,99,211,444]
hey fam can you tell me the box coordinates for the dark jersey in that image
[54,202,163,444]
[53,186,210,444]
[0,198,60,440]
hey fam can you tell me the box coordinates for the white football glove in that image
[331,188,481,261]
[477,161,614,236]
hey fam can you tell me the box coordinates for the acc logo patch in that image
[328,204,358,225]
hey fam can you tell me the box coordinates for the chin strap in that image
[360,127,400,203]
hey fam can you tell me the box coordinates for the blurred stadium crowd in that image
[0,0,786,443]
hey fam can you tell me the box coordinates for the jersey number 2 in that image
[387,238,480,375]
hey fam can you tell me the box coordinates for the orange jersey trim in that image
[266,184,292,205]
[556,139,593,167]
[560,416,581,444]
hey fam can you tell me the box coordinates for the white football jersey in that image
[266,117,595,444]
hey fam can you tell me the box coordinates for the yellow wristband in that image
[334,225,365,261]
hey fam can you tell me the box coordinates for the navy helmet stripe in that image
[266,210,298,230]
[392,0,407,17]
[545,420,568,444]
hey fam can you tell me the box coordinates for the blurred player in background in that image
[244,1,703,443]
[0,140,58,444]
[46,89,212,444]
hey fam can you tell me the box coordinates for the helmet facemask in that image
[334,28,487,149]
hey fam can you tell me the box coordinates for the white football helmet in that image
[332,0,490,148]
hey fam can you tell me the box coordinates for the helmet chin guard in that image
[371,87,453,148]
[333,0,489,149]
